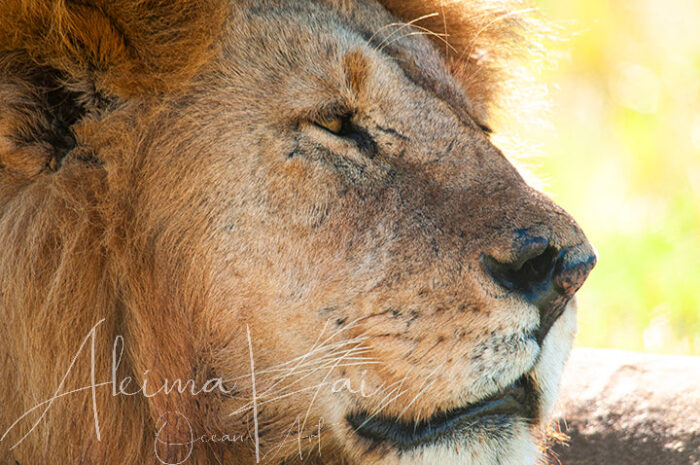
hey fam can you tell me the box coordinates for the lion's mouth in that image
[346,375,537,450]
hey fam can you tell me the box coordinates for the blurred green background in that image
[520,0,700,355]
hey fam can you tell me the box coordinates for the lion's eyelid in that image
[315,116,344,134]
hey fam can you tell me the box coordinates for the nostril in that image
[483,239,597,344]
[482,238,559,300]
[553,251,598,298]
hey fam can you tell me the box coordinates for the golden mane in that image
[377,0,549,123]
[0,0,228,95]
[0,0,547,112]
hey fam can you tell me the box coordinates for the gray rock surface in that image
[550,348,700,465]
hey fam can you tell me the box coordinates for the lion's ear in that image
[375,0,544,122]
[0,63,78,179]
[0,0,227,178]
[0,0,228,96]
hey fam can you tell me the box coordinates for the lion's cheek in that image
[531,298,578,421]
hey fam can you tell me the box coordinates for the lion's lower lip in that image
[346,375,536,450]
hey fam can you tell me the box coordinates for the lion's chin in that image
[341,421,539,465]
[410,427,539,465]
[341,375,540,465]
[405,428,539,465]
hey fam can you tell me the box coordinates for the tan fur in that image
[0,1,593,464]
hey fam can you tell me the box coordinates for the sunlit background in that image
[521,0,700,355]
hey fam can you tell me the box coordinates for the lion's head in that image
[0,1,595,464]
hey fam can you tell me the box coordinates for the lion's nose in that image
[482,236,597,342]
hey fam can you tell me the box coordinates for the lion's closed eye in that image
[315,115,345,134]
[312,112,378,158]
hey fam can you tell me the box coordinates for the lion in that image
[0,1,596,464]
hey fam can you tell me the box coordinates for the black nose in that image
[482,236,597,342]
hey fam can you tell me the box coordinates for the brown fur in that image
[0,1,593,464]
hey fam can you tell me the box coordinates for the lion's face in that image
[131,2,595,463]
[0,1,595,464]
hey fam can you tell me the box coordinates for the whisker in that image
[352,369,416,431]
[396,379,436,421]
[227,359,381,417]
[395,356,450,420]
[256,342,373,395]
[299,344,359,436]
[372,12,440,50]
[379,31,451,54]
[258,358,379,400]
[222,331,369,384]
[397,24,458,55]
[253,340,376,402]
[460,8,537,63]
[229,382,330,416]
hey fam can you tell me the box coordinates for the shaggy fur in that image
[0,1,593,464]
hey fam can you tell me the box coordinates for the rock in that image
[550,348,700,465]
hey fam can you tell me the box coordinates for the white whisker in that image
[370,12,440,50]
